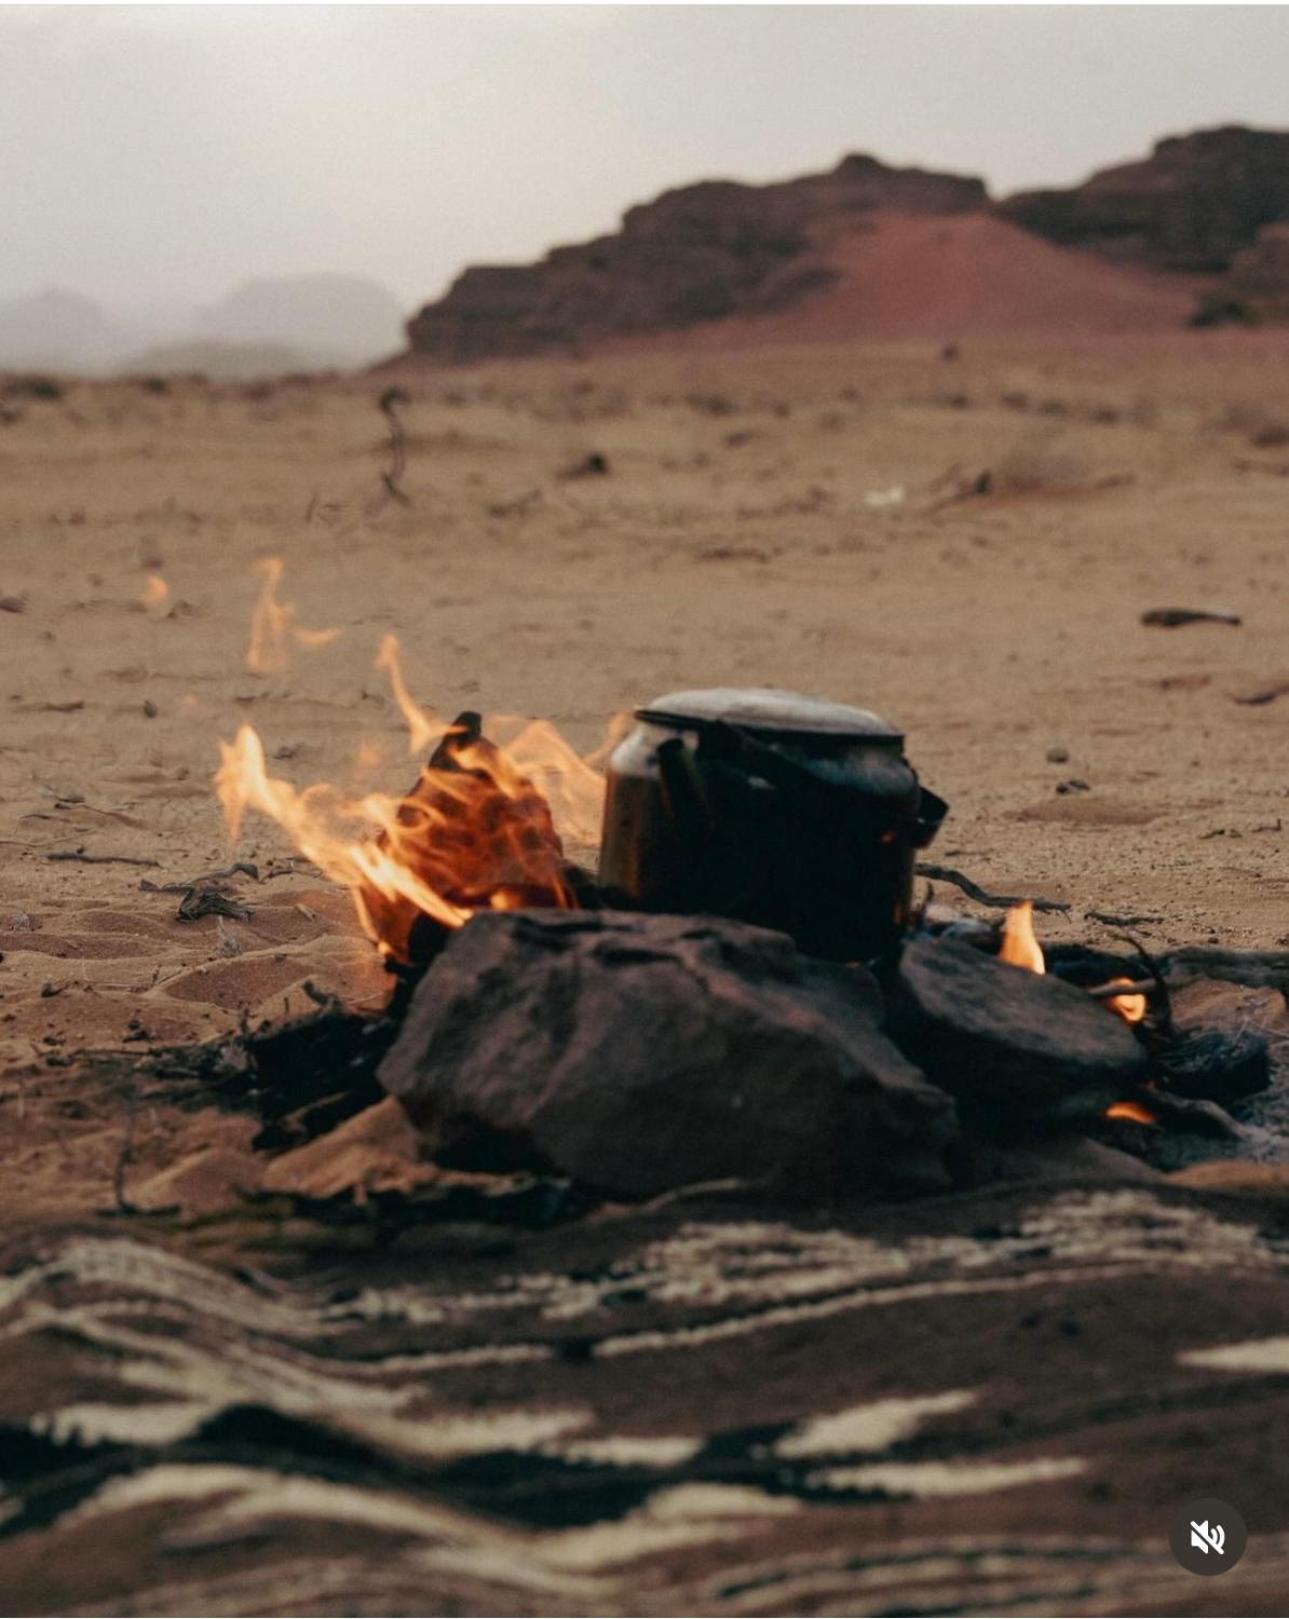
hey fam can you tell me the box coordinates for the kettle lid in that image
[637,687,903,743]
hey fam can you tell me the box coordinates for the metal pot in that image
[597,687,947,965]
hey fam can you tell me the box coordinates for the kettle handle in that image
[656,736,715,857]
[911,787,949,849]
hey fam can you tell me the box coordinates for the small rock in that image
[260,1099,436,1201]
[558,451,610,479]
[0,594,26,614]
[142,699,159,718]
[1046,745,1071,764]
[888,934,1148,1121]
[1056,778,1091,795]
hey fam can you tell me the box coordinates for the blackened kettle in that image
[597,687,947,964]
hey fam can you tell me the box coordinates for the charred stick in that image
[1159,948,1289,992]
[377,386,410,507]
[1085,908,1164,927]
[1086,977,1159,999]
[48,850,161,868]
[915,863,1070,914]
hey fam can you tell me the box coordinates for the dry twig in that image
[915,863,1070,914]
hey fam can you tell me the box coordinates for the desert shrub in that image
[992,433,1092,495]
[4,375,63,402]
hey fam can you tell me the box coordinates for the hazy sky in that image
[6,4,1289,318]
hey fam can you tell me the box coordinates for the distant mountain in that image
[998,126,1289,274]
[195,275,405,364]
[117,340,338,382]
[0,289,127,371]
[405,153,986,362]
[0,274,405,377]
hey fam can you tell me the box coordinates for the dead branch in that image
[1140,607,1242,628]
[375,386,411,508]
[1160,948,1289,992]
[1086,909,1164,927]
[915,863,1070,914]
[139,861,260,893]
[47,850,161,869]
[1087,977,1159,999]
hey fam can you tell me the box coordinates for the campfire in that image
[211,574,1280,1206]
[216,627,606,966]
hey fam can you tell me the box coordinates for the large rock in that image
[888,934,1149,1123]
[379,910,957,1202]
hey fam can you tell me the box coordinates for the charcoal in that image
[887,933,1149,1124]
[1160,1026,1270,1103]
[379,910,957,1203]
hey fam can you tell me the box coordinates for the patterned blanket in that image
[2,1182,1287,1615]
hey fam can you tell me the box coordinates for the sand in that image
[2,332,1289,1208]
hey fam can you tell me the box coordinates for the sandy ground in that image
[2,332,1289,1209]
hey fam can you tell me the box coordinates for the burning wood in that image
[216,633,605,965]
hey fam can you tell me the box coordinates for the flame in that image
[140,574,169,610]
[998,905,1149,1025]
[1103,976,1148,1024]
[375,633,444,755]
[215,703,606,964]
[1105,1100,1157,1126]
[247,557,342,674]
[489,716,607,847]
[999,900,1045,974]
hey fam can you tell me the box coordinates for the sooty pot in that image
[598,687,947,966]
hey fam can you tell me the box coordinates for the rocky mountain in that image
[998,126,1289,275]
[405,154,986,362]
[399,127,1289,362]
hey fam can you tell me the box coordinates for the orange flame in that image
[996,905,1154,1130]
[1103,976,1148,1024]
[999,900,1045,974]
[374,633,445,756]
[140,574,169,610]
[247,557,342,674]
[216,660,609,962]
[998,905,1148,1025]
[1105,1100,1157,1126]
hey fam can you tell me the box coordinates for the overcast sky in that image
[6,4,1289,318]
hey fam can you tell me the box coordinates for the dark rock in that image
[404,156,985,363]
[999,125,1289,274]
[887,934,1149,1123]
[953,1132,1159,1189]
[378,910,957,1203]
[1160,1026,1270,1104]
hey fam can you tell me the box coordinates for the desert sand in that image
[3,332,1289,1202]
